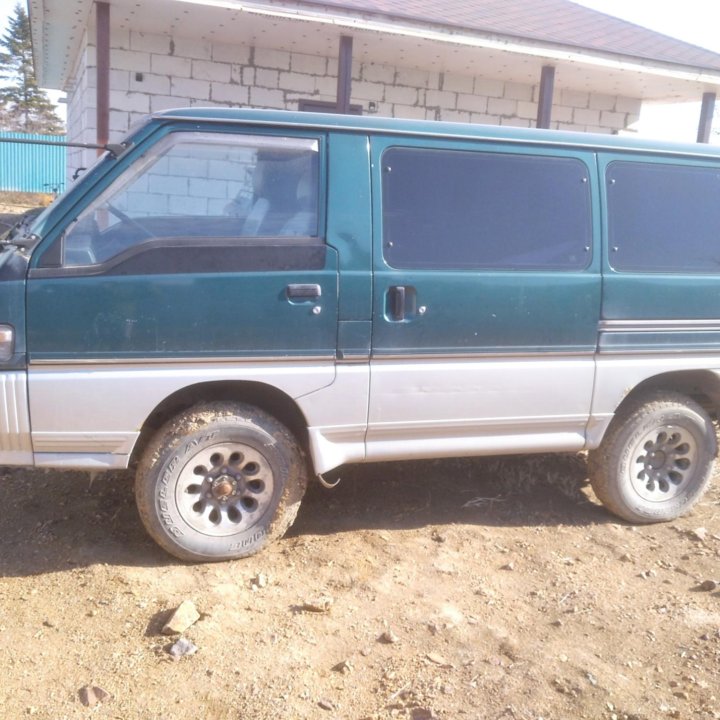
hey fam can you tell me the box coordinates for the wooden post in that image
[336,35,353,114]
[96,1,110,154]
[536,65,555,129]
[697,91,716,143]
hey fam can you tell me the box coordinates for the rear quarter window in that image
[607,161,720,273]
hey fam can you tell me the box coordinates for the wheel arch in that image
[615,369,720,420]
[129,380,311,467]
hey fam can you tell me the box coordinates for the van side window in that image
[61,132,320,268]
[381,147,591,270]
[607,161,720,273]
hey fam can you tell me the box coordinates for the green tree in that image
[0,3,63,133]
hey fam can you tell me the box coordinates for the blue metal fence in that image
[0,132,67,194]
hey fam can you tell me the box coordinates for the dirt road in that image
[1,454,719,719]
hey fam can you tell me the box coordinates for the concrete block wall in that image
[65,28,642,177]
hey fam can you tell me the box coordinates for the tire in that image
[588,391,717,523]
[135,401,307,562]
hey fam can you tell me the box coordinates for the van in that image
[2,108,719,561]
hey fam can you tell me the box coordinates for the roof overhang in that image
[29,0,720,102]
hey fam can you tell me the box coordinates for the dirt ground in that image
[1,454,719,720]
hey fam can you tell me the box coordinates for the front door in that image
[367,136,601,460]
[25,127,338,460]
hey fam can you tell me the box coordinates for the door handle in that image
[390,285,406,321]
[286,283,322,300]
[387,286,422,321]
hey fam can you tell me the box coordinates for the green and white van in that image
[2,108,719,561]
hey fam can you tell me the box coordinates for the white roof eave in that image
[29,0,720,100]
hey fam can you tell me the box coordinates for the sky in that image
[1,0,720,138]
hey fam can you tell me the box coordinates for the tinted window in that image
[62,132,320,268]
[381,147,591,270]
[607,161,720,273]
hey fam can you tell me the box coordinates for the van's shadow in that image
[0,454,609,577]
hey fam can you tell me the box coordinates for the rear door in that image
[367,136,601,459]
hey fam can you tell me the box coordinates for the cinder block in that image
[151,54,193,78]
[111,48,150,72]
[395,68,431,88]
[560,89,590,109]
[189,177,229,199]
[442,73,474,94]
[362,63,395,84]
[615,95,642,114]
[212,42,251,64]
[516,100,537,120]
[573,107,600,126]
[504,82,533,101]
[193,59,232,83]
[474,78,504,98]
[171,77,211,100]
[352,81,385,101]
[130,31,170,55]
[392,104,426,120]
[130,72,171,95]
[148,174,188,196]
[589,93,616,111]
[109,110,130,134]
[249,86,285,108]
[255,68,280,88]
[279,72,315,93]
[552,105,573,123]
[385,85,418,105]
[211,83,249,104]
[314,76,337,96]
[469,113,497,125]
[456,93,488,113]
[292,53,327,75]
[560,123,588,132]
[170,194,207,215]
[171,37,211,60]
[150,94,186,113]
[109,91,150,113]
[500,117,531,127]
[126,192,169,215]
[440,110,471,123]
[425,89,456,108]
[487,97,517,116]
[600,110,627,129]
[254,47,291,70]
[240,67,255,86]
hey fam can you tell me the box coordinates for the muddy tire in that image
[135,402,307,562]
[588,391,716,523]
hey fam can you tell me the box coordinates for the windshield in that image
[24,120,147,244]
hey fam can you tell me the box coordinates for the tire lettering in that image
[229,528,266,550]
[182,432,218,457]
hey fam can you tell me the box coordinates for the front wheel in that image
[588,391,717,523]
[135,402,307,561]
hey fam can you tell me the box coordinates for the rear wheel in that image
[135,401,307,561]
[588,391,716,523]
